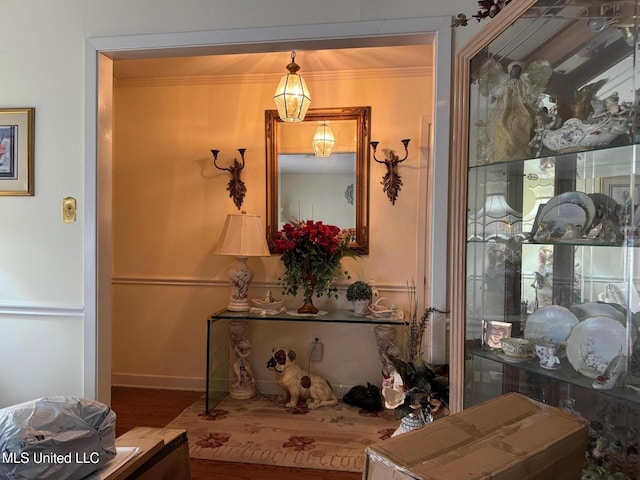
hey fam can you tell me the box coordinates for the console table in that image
[205,309,404,413]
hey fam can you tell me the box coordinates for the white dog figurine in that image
[267,347,338,409]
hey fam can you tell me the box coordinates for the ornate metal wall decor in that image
[370,139,410,205]
[211,148,247,210]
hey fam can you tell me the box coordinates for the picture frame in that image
[601,175,640,225]
[0,108,35,196]
[482,320,512,349]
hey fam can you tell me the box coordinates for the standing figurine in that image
[374,325,401,378]
[478,58,552,163]
[228,321,256,399]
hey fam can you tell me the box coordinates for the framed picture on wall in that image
[601,175,640,225]
[0,108,35,196]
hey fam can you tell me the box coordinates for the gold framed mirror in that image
[265,106,371,254]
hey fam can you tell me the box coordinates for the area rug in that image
[166,393,400,472]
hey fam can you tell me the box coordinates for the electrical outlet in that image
[311,334,322,344]
[310,340,323,362]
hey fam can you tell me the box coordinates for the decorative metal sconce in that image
[370,139,410,205]
[211,148,247,210]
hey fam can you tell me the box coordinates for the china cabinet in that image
[450,1,640,478]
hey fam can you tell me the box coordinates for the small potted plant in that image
[347,280,373,315]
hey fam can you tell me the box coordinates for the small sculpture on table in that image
[228,321,256,399]
[266,347,338,409]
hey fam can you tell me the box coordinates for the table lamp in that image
[214,213,271,311]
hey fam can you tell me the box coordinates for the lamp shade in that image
[312,123,335,157]
[214,213,271,257]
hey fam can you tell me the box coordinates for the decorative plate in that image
[538,191,596,238]
[588,193,619,220]
[569,301,626,324]
[566,316,627,379]
[524,305,579,358]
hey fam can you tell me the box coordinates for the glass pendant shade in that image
[312,123,335,157]
[273,51,311,122]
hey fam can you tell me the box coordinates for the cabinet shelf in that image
[466,238,624,247]
[469,344,640,406]
[467,144,639,184]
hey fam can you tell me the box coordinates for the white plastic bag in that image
[0,396,116,479]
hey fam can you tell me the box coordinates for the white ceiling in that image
[113,44,433,80]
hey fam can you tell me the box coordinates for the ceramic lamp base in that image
[227,257,253,312]
[227,300,251,312]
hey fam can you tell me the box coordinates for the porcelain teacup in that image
[500,338,531,357]
[534,343,560,370]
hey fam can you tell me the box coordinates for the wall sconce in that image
[214,212,271,312]
[211,148,247,210]
[312,123,335,157]
[370,139,410,205]
[273,51,311,122]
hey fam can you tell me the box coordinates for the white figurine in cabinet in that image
[478,57,552,163]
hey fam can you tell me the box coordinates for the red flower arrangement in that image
[274,220,356,312]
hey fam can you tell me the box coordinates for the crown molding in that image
[115,65,432,88]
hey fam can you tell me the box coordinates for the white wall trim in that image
[112,276,227,287]
[0,303,83,317]
[115,66,433,88]
[86,15,452,403]
[111,275,413,294]
[90,19,441,55]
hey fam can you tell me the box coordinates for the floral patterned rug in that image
[165,393,400,472]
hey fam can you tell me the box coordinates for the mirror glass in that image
[266,106,371,253]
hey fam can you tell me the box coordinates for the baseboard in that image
[113,374,355,396]
[111,373,205,391]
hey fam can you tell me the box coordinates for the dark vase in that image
[298,295,318,314]
[298,267,318,314]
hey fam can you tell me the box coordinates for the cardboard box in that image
[363,393,588,480]
[106,427,191,480]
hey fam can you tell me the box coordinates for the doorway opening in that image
[86,17,452,404]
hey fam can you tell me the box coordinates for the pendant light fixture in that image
[312,123,335,157]
[273,50,311,122]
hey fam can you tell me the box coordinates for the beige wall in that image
[112,71,433,392]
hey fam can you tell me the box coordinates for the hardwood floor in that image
[111,387,361,480]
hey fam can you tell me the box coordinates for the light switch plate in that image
[62,197,76,223]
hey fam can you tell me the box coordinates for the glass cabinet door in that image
[451,1,640,478]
